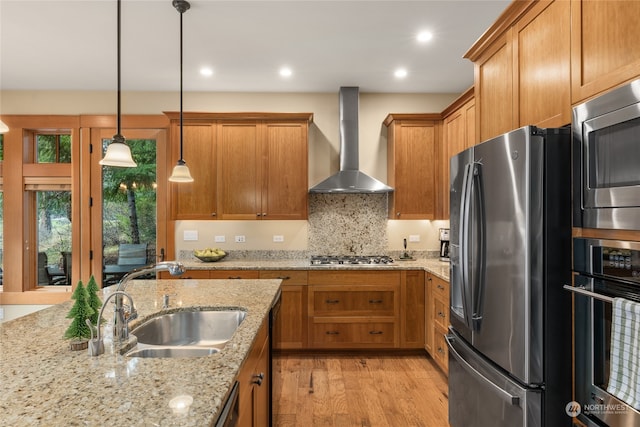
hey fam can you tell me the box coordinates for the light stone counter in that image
[181,257,451,281]
[0,279,282,427]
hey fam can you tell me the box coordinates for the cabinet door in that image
[388,120,437,219]
[259,270,308,349]
[218,122,261,220]
[170,121,217,219]
[514,0,571,128]
[476,31,514,142]
[400,270,425,348]
[262,122,308,220]
[425,274,434,354]
[571,0,640,103]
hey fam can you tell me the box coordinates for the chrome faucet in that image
[111,261,186,343]
[87,290,135,356]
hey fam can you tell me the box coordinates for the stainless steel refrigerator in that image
[446,126,573,427]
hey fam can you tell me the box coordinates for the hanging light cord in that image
[179,1,184,161]
[114,0,123,143]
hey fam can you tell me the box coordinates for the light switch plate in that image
[273,235,284,242]
[183,230,199,241]
[235,235,246,243]
[409,234,420,242]
[214,235,226,243]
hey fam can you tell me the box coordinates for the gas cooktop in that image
[309,255,394,265]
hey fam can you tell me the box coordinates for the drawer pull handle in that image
[326,331,340,335]
[369,299,383,304]
[438,311,446,318]
[276,276,291,280]
[437,284,445,290]
[325,299,340,304]
[437,346,445,354]
[369,331,383,335]
[228,276,242,279]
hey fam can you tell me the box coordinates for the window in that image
[36,134,71,163]
[34,190,71,286]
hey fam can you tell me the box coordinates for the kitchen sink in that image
[124,346,220,358]
[124,308,246,358]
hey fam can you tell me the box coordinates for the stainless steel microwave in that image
[573,78,640,230]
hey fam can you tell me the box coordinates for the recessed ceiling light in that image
[279,67,293,77]
[394,68,408,79]
[200,67,213,77]
[417,31,433,43]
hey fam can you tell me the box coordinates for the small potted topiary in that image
[63,280,94,351]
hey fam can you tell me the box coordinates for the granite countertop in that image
[0,279,282,427]
[181,257,451,282]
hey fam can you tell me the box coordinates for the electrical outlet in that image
[183,230,198,241]
[214,235,226,243]
[235,235,246,243]
[409,234,420,242]
[273,235,284,242]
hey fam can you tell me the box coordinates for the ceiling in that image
[0,0,510,94]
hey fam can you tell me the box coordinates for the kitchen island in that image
[0,278,282,426]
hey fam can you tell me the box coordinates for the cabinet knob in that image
[437,346,445,354]
[211,212,217,217]
[252,372,265,386]
[262,212,267,217]
[396,212,401,217]
[256,213,262,217]
[438,311,445,318]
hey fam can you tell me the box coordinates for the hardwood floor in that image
[273,353,450,427]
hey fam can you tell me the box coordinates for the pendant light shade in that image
[0,120,9,134]
[168,0,194,183]
[100,0,137,168]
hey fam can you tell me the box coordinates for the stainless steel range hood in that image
[309,87,393,193]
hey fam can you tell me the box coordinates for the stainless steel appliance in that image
[309,255,394,265]
[447,126,573,427]
[572,78,640,230]
[439,228,450,262]
[566,238,640,427]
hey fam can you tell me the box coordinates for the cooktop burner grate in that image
[310,255,394,265]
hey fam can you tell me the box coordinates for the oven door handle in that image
[562,284,614,303]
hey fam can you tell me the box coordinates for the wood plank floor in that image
[273,353,450,427]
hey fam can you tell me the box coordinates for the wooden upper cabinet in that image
[473,30,514,142]
[441,89,475,219]
[167,112,312,220]
[218,122,261,220]
[571,0,640,103]
[262,122,309,220]
[465,0,571,141]
[384,114,440,220]
[514,0,570,128]
[167,116,218,220]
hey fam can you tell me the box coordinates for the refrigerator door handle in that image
[470,162,486,330]
[446,334,521,406]
[460,162,474,329]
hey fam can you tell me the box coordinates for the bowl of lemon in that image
[193,248,227,262]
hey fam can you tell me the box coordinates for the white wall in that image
[2,90,457,255]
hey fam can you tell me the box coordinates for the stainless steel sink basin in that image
[124,346,220,358]
[124,309,247,358]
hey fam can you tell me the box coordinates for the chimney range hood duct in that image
[309,87,393,193]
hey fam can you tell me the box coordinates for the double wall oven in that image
[567,238,640,427]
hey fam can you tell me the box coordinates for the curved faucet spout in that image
[116,261,186,292]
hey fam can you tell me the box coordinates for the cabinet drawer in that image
[259,270,307,285]
[310,320,396,348]
[431,276,449,301]
[433,296,449,330]
[311,290,395,316]
[432,326,449,374]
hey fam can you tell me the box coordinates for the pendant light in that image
[168,0,194,182]
[100,0,137,167]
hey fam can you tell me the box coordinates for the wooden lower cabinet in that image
[237,319,270,427]
[259,270,308,350]
[426,273,450,374]
[400,270,425,348]
[307,271,400,349]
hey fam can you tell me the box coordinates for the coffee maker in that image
[439,228,450,262]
